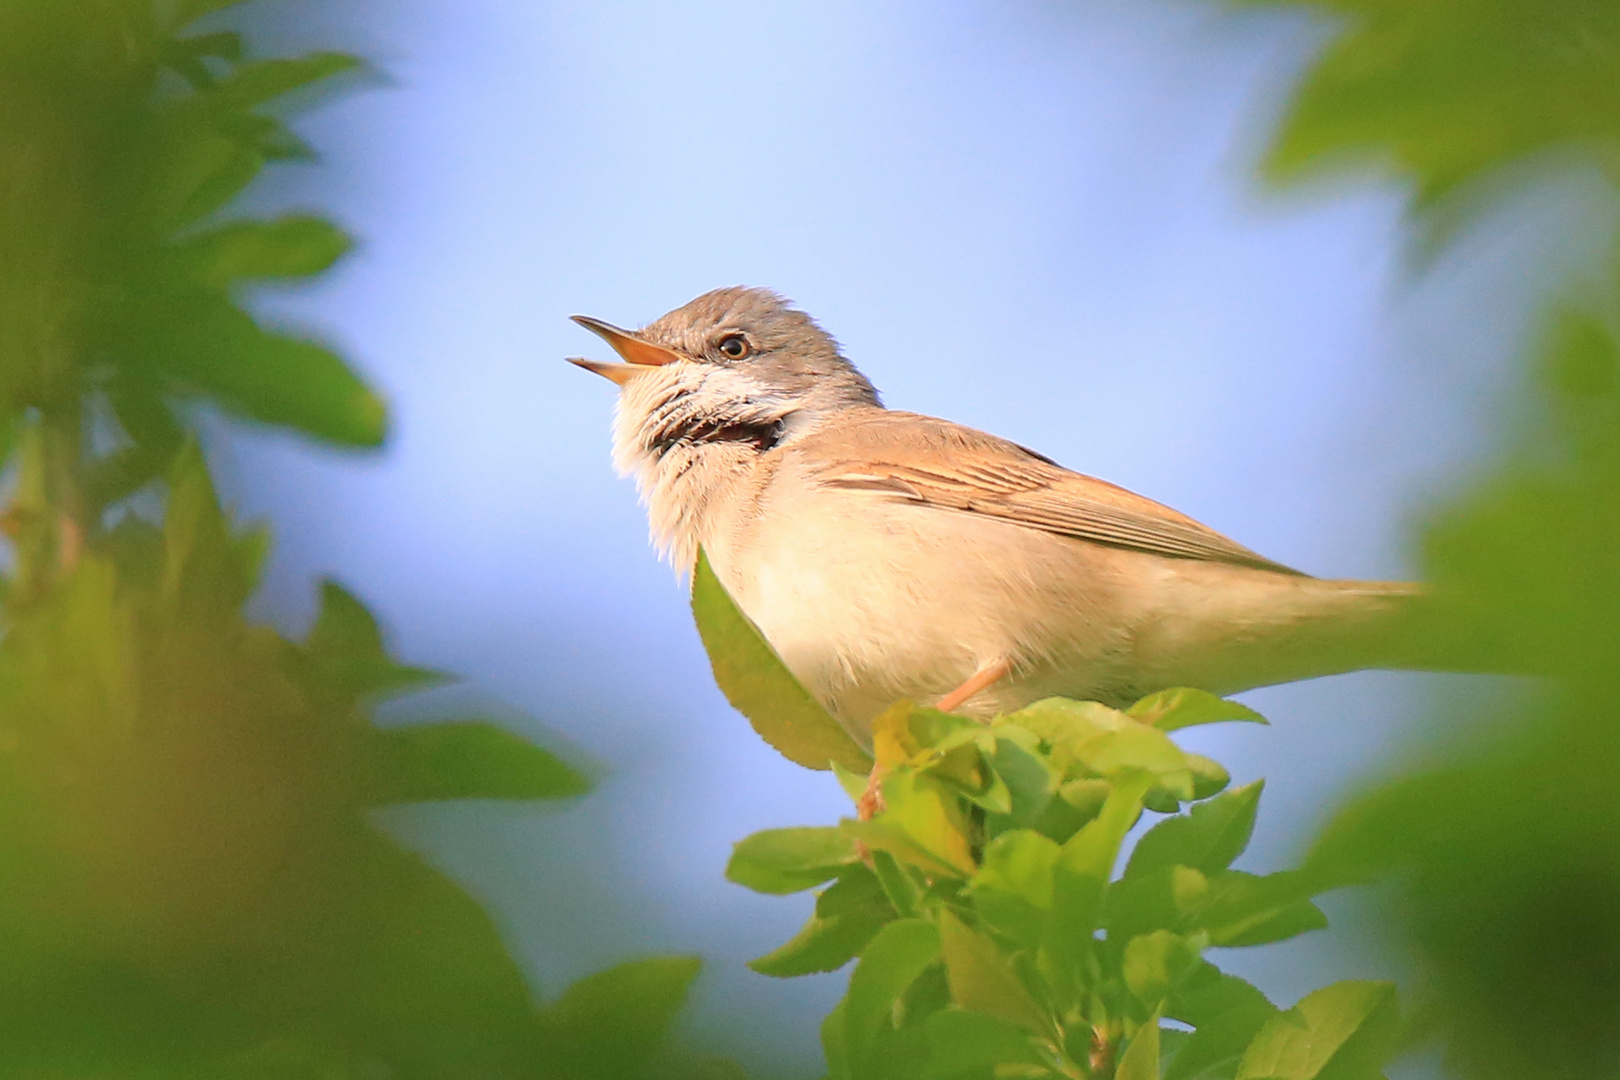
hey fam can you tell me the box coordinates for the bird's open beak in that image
[567,315,682,385]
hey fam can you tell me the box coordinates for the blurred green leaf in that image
[307,579,444,697]
[690,550,872,772]
[1235,981,1399,1080]
[541,956,703,1080]
[215,52,362,108]
[726,827,860,895]
[367,721,590,804]
[1128,688,1268,731]
[174,0,248,27]
[938,910,1049,1035]
[179,215,352,287]
[1127,781,1264,880]
[136,296,387,446]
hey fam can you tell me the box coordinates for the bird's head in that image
[569,286,881,475]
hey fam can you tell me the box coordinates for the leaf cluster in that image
[698,558,1398,1080]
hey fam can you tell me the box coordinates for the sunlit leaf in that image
[1128,688,1267,731]
[689,551,872,772]
[726,827,860,895]
[1115,1017,1161,1080]
[1127,781,1264,880]
[969,829,1060,947]
[1236,981,1399,1080]
[1122,931,1203,1013]
[938,910,1050,1035]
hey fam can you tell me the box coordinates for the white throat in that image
[611,364,811,573]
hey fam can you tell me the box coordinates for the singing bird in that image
[569,286,1431,749]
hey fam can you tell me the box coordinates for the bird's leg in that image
[936,657,1011,714]
[856,768,887,821]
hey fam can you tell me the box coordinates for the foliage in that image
[698,565,1397,1080]
[1216,1,1620,1078]
[0,2,704,1077]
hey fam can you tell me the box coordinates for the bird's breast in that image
[704,472,1149,742]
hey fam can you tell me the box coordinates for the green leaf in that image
[541,956,703,1080]
[1169,963,1275,1028]
[159,441,255,623]
[367,722,590,803]
[924,1008,1044,1078]
[174,0,248,27]
[1165,1003,1278,1080]
[690,550,871,772]
[1128,688,1268,731]
[215,52,362,108]
[1003,697,1128,747]
[1075,724,1192,780]
[1122,931,1203,1012]
[179,215,352,287]
[1044,771,1153,990]
[1115,1018,1161,1080]
[749,907,890,978]
[938,911,1050,1036]
[1198,872,1328,948]
[824,1001,852,1080]
[1127,781,1264,880]
[1236,981,1399,1080]
[307,580,444,697]
[1186,752,1232,800]
[969,829,1060,948]
[726,827,860,895]
[873,769,977,876]
[749,869,894,977]
[135,293,386,446]
[843,920,942,1073]
[1107,864,1211,942]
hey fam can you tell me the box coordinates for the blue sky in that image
[221,0,1592,1073]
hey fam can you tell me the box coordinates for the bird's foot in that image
[856,765,887,820]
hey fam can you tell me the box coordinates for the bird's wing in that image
[803,410,1305,576]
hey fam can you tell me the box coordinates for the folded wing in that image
[805,410,1304,577]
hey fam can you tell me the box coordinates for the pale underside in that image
[675,409,1412,748]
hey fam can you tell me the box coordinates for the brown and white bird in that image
[570,286,1431,749]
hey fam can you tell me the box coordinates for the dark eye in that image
[716,334,751,360]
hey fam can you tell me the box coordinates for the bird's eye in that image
[716,334,751,360]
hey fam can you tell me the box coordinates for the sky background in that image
[211,0,1602,1074]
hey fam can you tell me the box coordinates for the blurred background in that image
[218,0,1609,1075]
[5,0,1617,1077]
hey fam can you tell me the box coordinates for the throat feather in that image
[647,414,783,457]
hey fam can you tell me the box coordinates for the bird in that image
[568,285,1434,751]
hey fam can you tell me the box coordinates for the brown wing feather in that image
[802,409,1305,577]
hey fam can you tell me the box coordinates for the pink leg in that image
[936,657,1012,714]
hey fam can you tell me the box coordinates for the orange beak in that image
[567,315,682,385]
